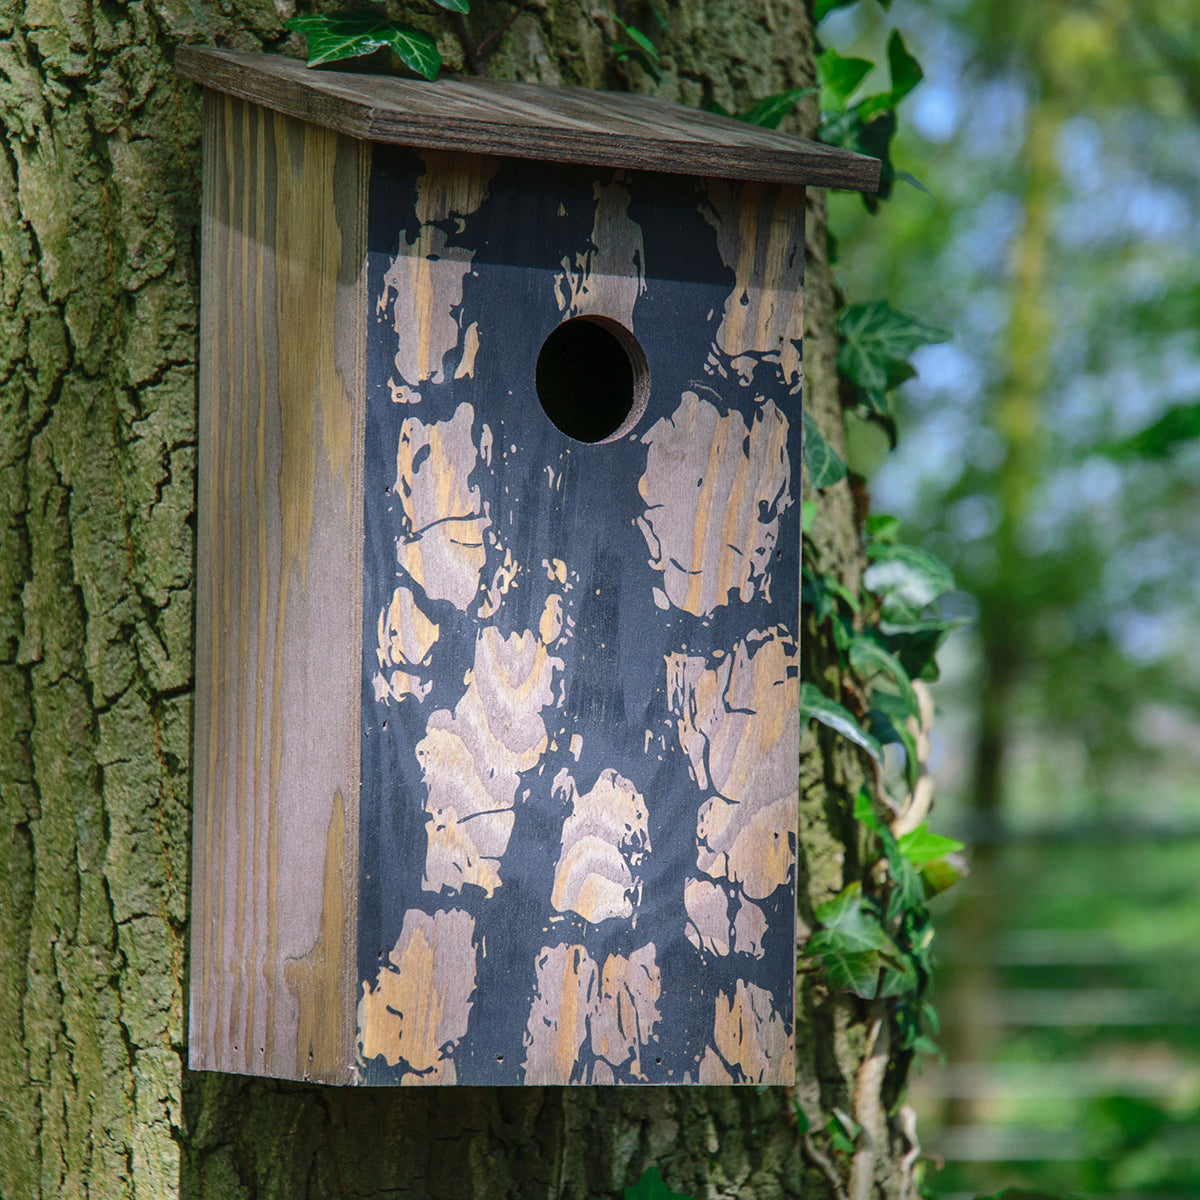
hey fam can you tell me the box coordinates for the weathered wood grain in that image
[175,46,880,191]
[190,93,367,1081]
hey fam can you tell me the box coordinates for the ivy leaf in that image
[853,788,883,833]
[828,1109,861,1154]
[613,17,660,61]
[612,19,664,85]
[820,106,899,209]
[865,513,902,544]
[817,48,874,114]
[898,824,965,866]
[864,542,956,619]
[286,14,442,79]
[828,575,861,613]
[858,30,924,117]
[802,568,835,623]
[867,693,919,791]
[837,301,950,395]
[624,1167,692,1200]
[736,87,816,130]
[810,883,905,998]
[868,687,915,734]
[801,500,817,533]
[894,168,930,195]
[879,951,920,998]
[887,29,923,101]
[803,410,847,488]
[856,387,890,418]
[886,849,926,921]
[854,793,924,917]
[877,616,967,682]
[803,569,859,625]
[848,636,918,716]
[431,0,470,12]
[922,998,941,1036]
[921,855,966,897]
[800,683,882,762]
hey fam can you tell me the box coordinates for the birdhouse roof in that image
[175,46,880,192]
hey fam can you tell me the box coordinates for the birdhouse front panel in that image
[356,148,803,1085]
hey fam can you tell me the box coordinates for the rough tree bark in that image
[0,0,904,1195]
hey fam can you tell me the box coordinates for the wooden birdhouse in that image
[178,46,879,1086]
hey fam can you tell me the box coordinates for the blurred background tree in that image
[820,0,1200,1194]
[834,0,1200,827]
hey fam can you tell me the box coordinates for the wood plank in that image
[174,46,880,192]
[190,93,368,1082]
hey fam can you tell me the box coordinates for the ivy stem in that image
[474,0,532,62]
[452,13,487,76]
[848,1008,889,1200]
[896,1104,922,1200]
[802,1133,849,1200]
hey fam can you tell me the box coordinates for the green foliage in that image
[849,635,919,715]
[286,12,442,78]
[609,16,664,84]
[732,87,817,130]
[708,88,816,137]
[805,521,960,762]
[837,300,950,412]
[803,480,963,1044]
[863,30,924,115]
[862,540,964,682]
[837,301,947,454]
[897,823,965,866]
[803,431,849,491]
[864,541,956,619]
[865,512,902,543]
[826,1108,863,1154]
[624,1166,692,1200]
[817,47,874,113]
[843,791,956,1025]
[817,30,925,206]
[803,409,849,488]
[809,883,906,998]
[800,683,883,761]
[802,565,860,623]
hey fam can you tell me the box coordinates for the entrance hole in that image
[535,316,649,444]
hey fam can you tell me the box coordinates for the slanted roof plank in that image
[175,46,881,191]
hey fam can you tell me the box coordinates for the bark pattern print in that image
[358,149,802,1085]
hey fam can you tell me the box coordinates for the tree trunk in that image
[0,1,907,1195]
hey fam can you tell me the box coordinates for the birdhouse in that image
[177,46,879,1086]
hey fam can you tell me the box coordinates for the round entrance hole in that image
[535,315,650,444]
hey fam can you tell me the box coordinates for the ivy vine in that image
[796,6,977,1196]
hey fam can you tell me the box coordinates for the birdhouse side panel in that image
[357,148,802,1085]
[191,94,367,1082]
